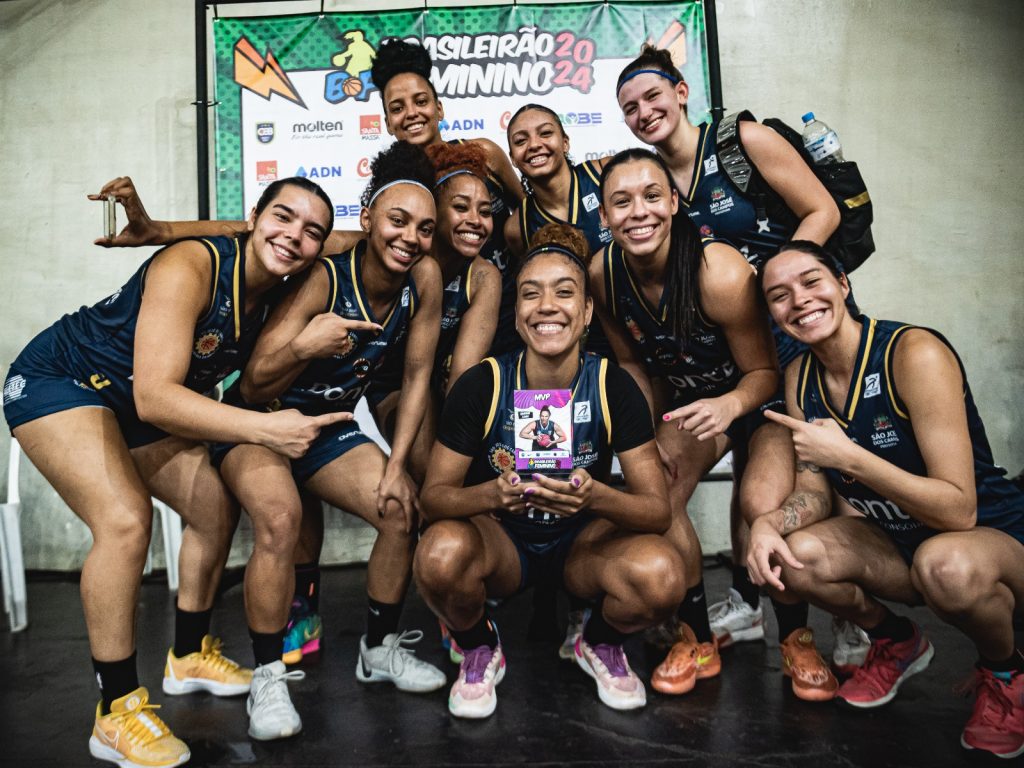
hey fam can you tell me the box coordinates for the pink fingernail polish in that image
[662,414,671,421]
[532,473,542,481]
[572,477,581,488]
[524,487,534,496]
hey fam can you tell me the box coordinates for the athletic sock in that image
[93,653,139,715]
[978,649,1024,680]
[366,597,403,647]
[450,614,498,651]
[173,606,213,657]
[865,608,914,643]
[771,598,809,640]
[295,561,320,613]
[677,579,712,643]
[732,564,761,608]
[582,601,628,647]
[250,626,287,668]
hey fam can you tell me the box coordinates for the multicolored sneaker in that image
[247,661,306,741]
[448,644,506,718]
[440,620,465,664]
[709,588,765,648]
[780,627,839,702]
[356,630,447,693]
[89,687,190,768]
[162,634,252,696]
[559,609,591,661]
[282,600,323,665]
[831,617,870,677]
[575,637,646,710]
[960,667,1024,759]
[836,622,933,708]
[650,622,721,695]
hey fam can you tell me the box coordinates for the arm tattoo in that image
[779,491,828,533]
[796,460,821,474]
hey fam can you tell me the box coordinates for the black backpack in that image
[716,110,875,272]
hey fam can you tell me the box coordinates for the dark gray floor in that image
[0,564,1002,767]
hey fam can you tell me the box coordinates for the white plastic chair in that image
[0,438,28,632]
[152,499,182,593]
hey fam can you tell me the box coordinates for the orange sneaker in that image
[780,627,839,701]
[89,687,190,767]
[651,623,721,695]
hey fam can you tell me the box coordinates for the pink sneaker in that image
[836,623,933,708]
[448,645,505,719]
[575,637,646,710]
[961,667,1024,759]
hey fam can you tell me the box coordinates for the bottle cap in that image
[801,112,815,123]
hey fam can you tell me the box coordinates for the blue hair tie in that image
[616,68,682,94]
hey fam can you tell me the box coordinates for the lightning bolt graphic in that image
[233,36,307,109]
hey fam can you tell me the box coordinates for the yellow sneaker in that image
[162,635,252,697]
[89,687,190,768]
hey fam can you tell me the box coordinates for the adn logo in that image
[296,165,342,179]
[439,118,485,132]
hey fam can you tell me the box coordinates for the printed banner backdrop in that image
[213,2,709,222]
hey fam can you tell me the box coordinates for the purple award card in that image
[513,389,573,473]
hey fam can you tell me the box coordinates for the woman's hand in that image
[662,394,740,441]
[289,314,382,360]
[376,462,419,534]
[764,411,856,471]
[258,409,354,459]
[493,470,528,515]
[520,469,593,518]
[746,516,804,591]
[89,176,166,247]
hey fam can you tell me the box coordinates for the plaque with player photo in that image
[514,389,573,475]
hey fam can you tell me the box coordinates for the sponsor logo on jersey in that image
[703,155,719,175]
[256,122,274,144]
[582,192,599,212]
[3,374,26,404]
[445,275,462,292]
[573,401,591,423]
[873,414,892,431]
[194,330,224,359]
[353,357,370,378]
[864,373,881,399]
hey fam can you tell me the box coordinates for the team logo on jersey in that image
[711,187,725,201]
[352,357,371,378]
[599,227,613,243]
[578,440,593,455]
[582,192,599,212]
[194,330,224,359]
[103,288,123,306]
[218,298,232,317]
[700,224,714,238]
[445,275,461,292]
[489,444,515,474]
[873,415,892,431]
[703,155,719,175]
[2,374,26,404]
[863,373,881,399]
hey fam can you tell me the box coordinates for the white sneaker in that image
[247,661,305,741]
[575,637,646,710]
[559,609,591,661]
[356,630,446,693]
[448,644,506,719]
[831,618,870,674]
[709,588,765,648]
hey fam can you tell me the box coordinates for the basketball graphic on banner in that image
[342,77,363,98]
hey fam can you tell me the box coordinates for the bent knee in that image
[93,509,153,563]
[413,522,477,590]
[912,538,987,611]
[251,505,302,554]
[783,529,830,582]
[618,540,686,613]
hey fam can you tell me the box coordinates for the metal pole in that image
[703,0,725,121]
[195,0,210,219]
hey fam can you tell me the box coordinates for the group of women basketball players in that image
[5,37,1023,768]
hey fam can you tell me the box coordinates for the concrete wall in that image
[1,0,1021,571]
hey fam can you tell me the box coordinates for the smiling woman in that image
[414,222,686,719]
[2,176,345,768]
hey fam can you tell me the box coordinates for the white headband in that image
[367,179,432,208]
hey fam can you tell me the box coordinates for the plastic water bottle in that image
[801,112,844,165]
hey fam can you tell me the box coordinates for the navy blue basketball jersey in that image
[275,240,418,415]
[516,160,612,258]
[680,121,791,270]
[602,241,740,405]
[797,317,1024,554]
[53,235,273,401]
[470,351,612,535]
[448,139,519,356]
[432,258,475,394]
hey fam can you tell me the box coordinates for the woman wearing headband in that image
[209,141,447,741]
[414,223,684,718]
[615,45,860,668]
[591,148,783,697]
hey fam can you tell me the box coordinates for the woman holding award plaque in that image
[414,222,685,718]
